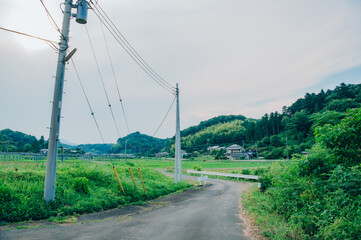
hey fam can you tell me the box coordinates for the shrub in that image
[315,108,361,166]
[241,169,251,175]
[72,177,90,194]
[192,164,202,171]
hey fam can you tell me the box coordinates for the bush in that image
[265,147,285,159]
[241,169,251,175]
[192,164,202,171]
[72,177,90,194]
[315,108,361,166]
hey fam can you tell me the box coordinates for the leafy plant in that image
[72,177,90,194]
[192,164,202,171]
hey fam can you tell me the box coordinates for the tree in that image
[324,98,360,112]
[214,148,227,160]
[315,108,361,166]
[270,135,283,147]
[38,136,46,149]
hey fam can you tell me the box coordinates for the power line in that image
[91,8,174,94]
[85,25,121,138]
[153,96,176,137]
[99,20,131,134]
[0,26,58,50]
[93,2,174,90]
[70,58,107,145]
[88,1,175,95]
[39,0,62,34]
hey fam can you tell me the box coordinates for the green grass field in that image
[0,160,192,223]
[0,156,276,223]
[123,158,275,170]
[0,156,276,170]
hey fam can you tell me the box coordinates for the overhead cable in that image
[85,25,121,138]
[70,58,107,145]
[93,2,174,90]
[39,0,62,34]
[88,1,175,95]
[153,96,176,137]
[99,20,131,134]
[0,26,58,50]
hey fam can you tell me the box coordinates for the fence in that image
[186,169,259,180]
[0,152,129,162]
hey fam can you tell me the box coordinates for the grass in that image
[241,185,305,239]
[0,160,192,223]
[123,158,275,170]
[0,156,275,224]
[0,156,276,170]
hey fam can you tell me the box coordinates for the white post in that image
[175,83,182,182]
[44,0,73,202]
[286,135,289,160]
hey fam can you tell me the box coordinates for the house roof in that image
[226,144,243,150]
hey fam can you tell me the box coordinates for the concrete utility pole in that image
[286,135,289,160]
[175,83,182,183]
[44,0,88,202]
[256,141,259,164]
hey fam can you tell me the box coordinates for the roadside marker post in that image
[129,168,137,189]
[113,166,125,193]
[138,168,146,194]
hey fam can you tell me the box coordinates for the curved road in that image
[1,175,253,240]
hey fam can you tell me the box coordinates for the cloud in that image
[1,0,361,143]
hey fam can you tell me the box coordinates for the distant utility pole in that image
[44,0,88,202]
[286,135,289,160]
[256,141,259,164]
[125,140,127,161]
[175,83,182,183]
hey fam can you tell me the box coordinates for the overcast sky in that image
[1,0,361,144]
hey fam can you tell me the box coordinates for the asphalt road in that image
[1,175,253,240]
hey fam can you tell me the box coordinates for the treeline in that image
[0,129,47,153]
[75,144,114,155]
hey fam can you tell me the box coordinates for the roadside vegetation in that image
[0,161,191,223]
[242,108,361,239]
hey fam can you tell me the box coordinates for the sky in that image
[1,0,361,144]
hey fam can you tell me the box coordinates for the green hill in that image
[0,129,46,153]
[110,132,167,156]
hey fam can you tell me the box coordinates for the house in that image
[207,146,219,151]
[181,150,188,157]
[40,149,48,154]
[225,144,245,160]
[207,146,225,152]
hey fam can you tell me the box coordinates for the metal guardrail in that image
[187,169,259,180]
